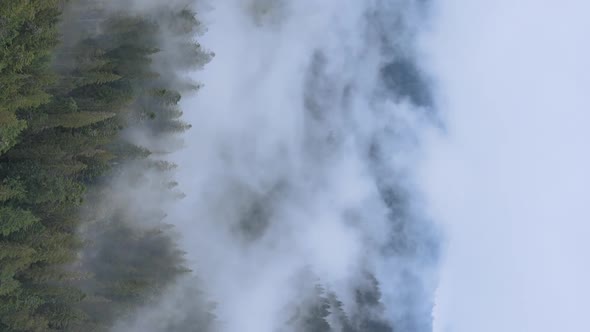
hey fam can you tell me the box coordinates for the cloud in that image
[145,0,440,331]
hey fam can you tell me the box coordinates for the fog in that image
[99,0,590,331]
[162,0,437,331]
[417,0,590,331]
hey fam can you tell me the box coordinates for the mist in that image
[417,1,590,331]
[4,0,588,330]
[99,0,590,331]
[149,0,439,331]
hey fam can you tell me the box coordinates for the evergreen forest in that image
[0,1,213,330]
[0,1,400,331]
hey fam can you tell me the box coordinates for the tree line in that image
[0,1,398,331]
[0,0,213,330]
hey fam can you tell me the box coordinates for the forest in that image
[0,1,400,331]
[0,0,215,330]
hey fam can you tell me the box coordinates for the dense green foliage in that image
[0,0,60,154]
[0,1,212,330]
[1,2,398,332]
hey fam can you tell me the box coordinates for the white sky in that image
[417,1,590,331]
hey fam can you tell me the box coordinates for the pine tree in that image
[0,111,27,155]
[75,71,122,87]
[303,284,332,332]
[53,69,122,92]
[163,8,204,35]
[327,292,355,332]
[0,206,40,237]
[44,111,116,129]
[0,242,38,315]
[350,274,394,332]
[0,178,25,202]
[4,90,52,113]
[17,166,86,209]
[32,230,83,265]
[109,141,151,160]
[0,1,212,329]
[72,80,135,112]
[149,88,181,105]
[146,160,177,172]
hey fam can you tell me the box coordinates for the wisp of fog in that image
[159,1,437,332]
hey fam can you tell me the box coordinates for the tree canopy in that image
[0,1,213,330]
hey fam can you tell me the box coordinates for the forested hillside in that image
[0,1,212,330]
[0,1,422,332]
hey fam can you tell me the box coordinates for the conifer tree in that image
[0,112,27,155]
[0,1,213,330]
[76,71,122,87]
[0,206,40,237]
[0,178,25,202]
[44,112,116,129]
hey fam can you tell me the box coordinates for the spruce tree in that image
[0,178,25,202]
[0,206,40,237]
[44,112,116,129]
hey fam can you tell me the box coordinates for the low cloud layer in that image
[152,1,439,331]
